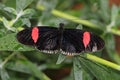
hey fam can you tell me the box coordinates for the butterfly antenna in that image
[59,23,64,31]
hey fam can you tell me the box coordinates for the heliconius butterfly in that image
[17,23,105,55]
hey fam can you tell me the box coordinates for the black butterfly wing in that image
[35,27,60,53]
[17,27,60,54]
[61,29,85,55]
[17,25,105,55]
[17,28,34,45]
[85,33,105,52]
[61,29,105,55]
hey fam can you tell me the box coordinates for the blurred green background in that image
[0,0,120,80]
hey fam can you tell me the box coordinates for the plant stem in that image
[12,10,23,24]
[86,54,120,71]
[51,10,98,29]
[37,5,99,29]
[0,52,16,69]
[111,29,120,36]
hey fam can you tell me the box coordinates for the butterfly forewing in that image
[35,27,60,53]
[17,27,60,53]
[17,28,34,45]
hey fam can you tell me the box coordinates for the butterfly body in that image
[17,23,104,55]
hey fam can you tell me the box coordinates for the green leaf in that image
[4,7,16,15]
[23,9,35,18]
[73,57,83,80]
[16,0,33,12]
[6,61,31,74]
[82,70,94,80]
[22,18,31,27]
[26,61,51,80]
[76,24,83,29]
[105,33,115,53]
[105,33,120,64]
[99,0,110,22]
[14,18,31,27]
[56,54,66,64]
[104,33,116,60]
[0,33,34,51]
[5,0,16,9]
[0,3,6,9]
[2,17,16,31]
[0,29,7,38]
[0,68,9,80]
[79,56,120,80]
[111,5,119,22]
[6,59,51,80]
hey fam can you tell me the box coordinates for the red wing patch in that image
[31,27,39,43]
[83,31,90,48]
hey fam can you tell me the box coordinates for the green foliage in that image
[0,33,34,51]
[78,56,120,80]
[0,0,120,80]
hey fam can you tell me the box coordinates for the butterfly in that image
[17,23,105,55]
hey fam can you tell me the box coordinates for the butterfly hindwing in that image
[61,29,85,55]
[85,33,105,52]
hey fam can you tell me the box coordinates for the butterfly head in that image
[59,23,64,31]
